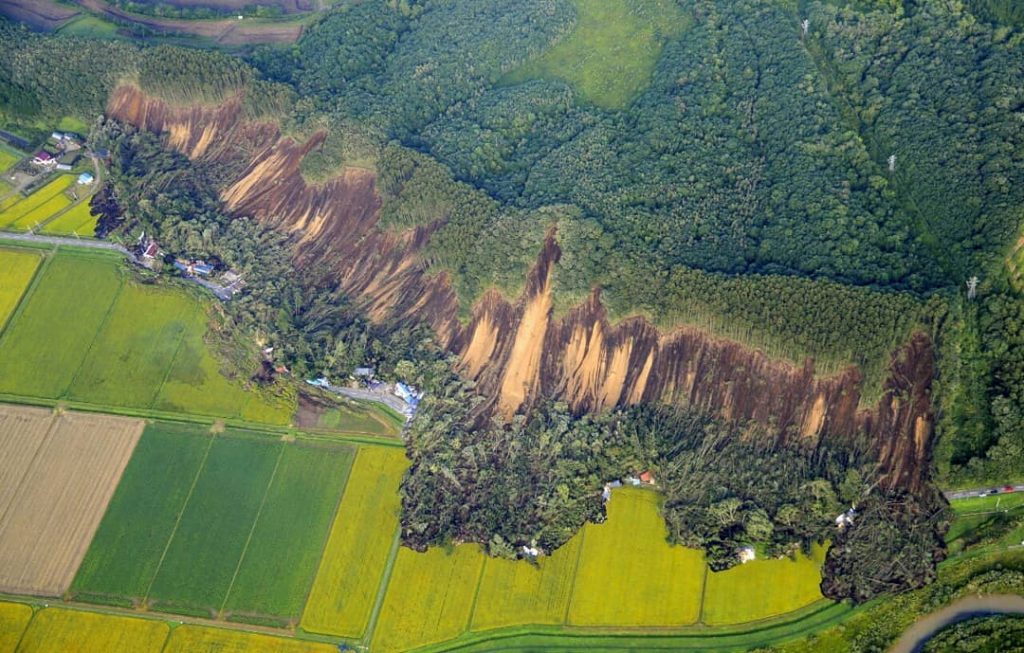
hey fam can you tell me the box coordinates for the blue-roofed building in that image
[77,172,94,185]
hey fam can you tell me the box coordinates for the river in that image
[888,594,1024,653]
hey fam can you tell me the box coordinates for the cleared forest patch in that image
[0,410,142,596]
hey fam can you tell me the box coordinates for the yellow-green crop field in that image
[0,150,18,173]
[471,533,582,631]
[15,607,168,653]
[301,446,408,638]
[701,544,827,625]
[40,202,97,236]
[164,625,336,653]
[0,176,74,230]
[567,489,705,627]
[372,545,485,653]
[0,602,32,653]
[0,248,40,330]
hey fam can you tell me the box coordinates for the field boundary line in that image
[142,432,217,606]
[219,440,286,618]
[148,319,189,410]
[562,526,587,626]
[295,445,358,627]
[0,408,60,528]
[11,604,39,653]
[696,564,709,625]
[361,525,403,648]
[0,246,53,344]
[59,270,126,400]
[464,546,488,633]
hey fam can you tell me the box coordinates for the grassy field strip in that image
[301,446,409,638]
[71,424,213,607]
[409,601,855,652]
[164,624,338,653]
[951,492,1024,515]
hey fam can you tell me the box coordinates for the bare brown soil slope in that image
[107,85,937,492]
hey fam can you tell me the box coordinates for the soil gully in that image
[107,84,938,494]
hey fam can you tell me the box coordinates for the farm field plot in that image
[223,442,354,626]
[701,544,826,626]
[567,489,704,627]
[0,252,122,398]
[67,282,193,408]
[164,625,336,653]
[0,602,31,652]
[71,423,212,606]
[0,150,18,173]
[470,533,582,631]
[371,545,485,653]
[0,405,54,514]
[40,201,97,236]
[0,411,142,596]
[301,446,408,638]
[0,248,41,332]
[147,433,281,617]
[15,607,168,653]
[154,297,293,424]
[0,175,74,230]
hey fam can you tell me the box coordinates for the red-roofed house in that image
[639,470,655,485]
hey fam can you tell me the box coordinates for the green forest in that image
[1,0,1023,616]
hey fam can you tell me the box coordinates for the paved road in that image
[0,230,127,252]
[945,485,1024,501]
[888,594,1024,653]
[309,381,414,421]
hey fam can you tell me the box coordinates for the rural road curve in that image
[888,594,1024,653]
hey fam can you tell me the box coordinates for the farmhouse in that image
[32,151,56,168]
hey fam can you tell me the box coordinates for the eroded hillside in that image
[107,84,936,492]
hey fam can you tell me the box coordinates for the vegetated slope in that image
[107,84,937,495]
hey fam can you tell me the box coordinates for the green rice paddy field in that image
[0,175,75,230]
[0,248,294,423]
[40,201,98,236]
[72,422,354,624]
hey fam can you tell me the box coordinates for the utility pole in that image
[888,154,897,172]
[967,276,979,300]
[802,18,809,37]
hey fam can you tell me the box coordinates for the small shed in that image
[738,547,756,564]
[639,470,655,485]
[354,367,375,378]
[77,172,94,185]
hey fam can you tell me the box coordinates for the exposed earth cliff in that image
[108,84,936,493]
